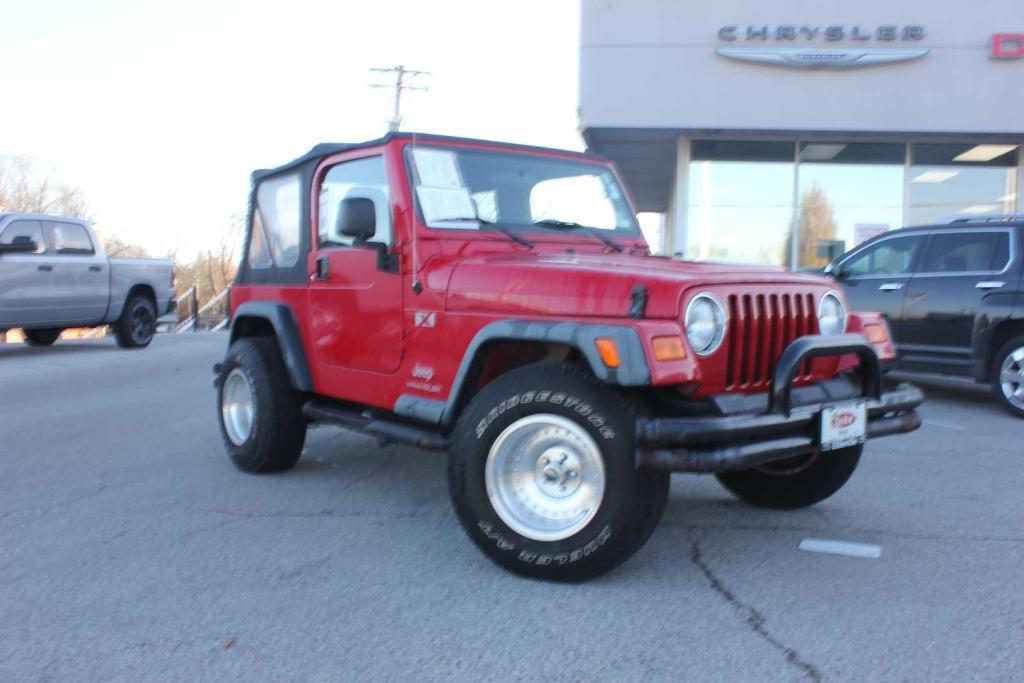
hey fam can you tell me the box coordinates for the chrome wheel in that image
[999,346,1024,411]
[221,368,256,446]
[484,414,605,542]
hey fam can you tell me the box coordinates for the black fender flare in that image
[971,290,1020,381]
[229,301,314,392]
[394,320,651,427]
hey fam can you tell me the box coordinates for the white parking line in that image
[799,539,882,559]
[922,419,966,431]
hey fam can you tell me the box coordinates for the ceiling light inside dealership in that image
[800,144,846,161]
[958,204,1000,214]
[911,170,960,183]
[952,144,1019,162]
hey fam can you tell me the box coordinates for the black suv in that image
[827,215,1023,417]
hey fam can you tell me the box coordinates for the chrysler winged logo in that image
[716,46,930,69]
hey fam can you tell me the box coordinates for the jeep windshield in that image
[407,146,640,238]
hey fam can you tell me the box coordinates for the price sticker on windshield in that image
[411,148,465,189]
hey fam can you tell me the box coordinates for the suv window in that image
[842,234,923,277]
[0,220,46,253]
[255,173,302,267]
[317,156,392,247]
[919,231,1011,274]
[45,221,94,254]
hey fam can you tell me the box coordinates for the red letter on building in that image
[992,34,1024,59]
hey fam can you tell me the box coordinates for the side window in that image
[45,222,94,254]
[318,156,392,247]
[920,231,1010,274]
[254,173,302,268]
[842,235,923,277]
[246,209,273,269]
[0,220,46,254]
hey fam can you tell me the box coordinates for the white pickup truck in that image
[0,212,175,348]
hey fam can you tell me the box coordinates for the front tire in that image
[217,337,306,473]
[449,362,669,582]
[992,335,1024,418]
[23,328,62,346]
[114,294,157,348]
[715,445,862,510]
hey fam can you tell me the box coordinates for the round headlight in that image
[685,293,727,355]
[817,291,847,336]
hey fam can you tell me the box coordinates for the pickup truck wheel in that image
[449,362,669,582]
[23,328,62,346]
[992,335,1024,418]
[217,337,306,473]
[714,444,862,510]
[114,294,156,348]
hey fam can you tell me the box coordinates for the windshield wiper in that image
[432,217,534,249]
[532,219,625,253]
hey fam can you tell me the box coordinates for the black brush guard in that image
[636,334,923,473]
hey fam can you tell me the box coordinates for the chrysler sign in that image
[716,24,929,69]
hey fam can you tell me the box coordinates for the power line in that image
[369,65,430,132]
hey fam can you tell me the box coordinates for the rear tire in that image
[449,362,669,582]
[23,328,62,346]
[217,337,306,473]
[991,335,1024,418]
[715,445,862,510]
[114,294,157,348]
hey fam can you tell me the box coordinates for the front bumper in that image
[636,334,923,474]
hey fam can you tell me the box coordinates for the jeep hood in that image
[443,252,831,319]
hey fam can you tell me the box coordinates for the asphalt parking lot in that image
[2,334,1023,681]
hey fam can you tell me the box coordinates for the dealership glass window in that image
[908,144,1019,226]
[687,141,795,265]
[795,142,905,269]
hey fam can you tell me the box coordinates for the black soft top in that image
[251,131,603,182]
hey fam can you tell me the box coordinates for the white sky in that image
[0,0,614,258]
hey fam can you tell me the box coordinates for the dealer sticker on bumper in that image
[820,401,867,451]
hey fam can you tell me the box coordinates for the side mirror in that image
[0,235,38,254]
[824,261,845,280]
[337,197,376,242]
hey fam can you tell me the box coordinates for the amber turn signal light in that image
[651,335,687,361]
[863,323,888,344]
[594,338,621,367]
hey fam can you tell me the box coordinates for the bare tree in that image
[0,155,90,218]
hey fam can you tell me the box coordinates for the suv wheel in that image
[992,335,1024,418]
[217,337,306,473]
[23,328,62,346]
[114,294,157,348]
[449,362,669,582]
[715,445,862,510]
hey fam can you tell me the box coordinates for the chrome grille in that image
[725,292,818,390]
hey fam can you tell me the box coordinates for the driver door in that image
[0,219,59,326]
[308,153,403,379]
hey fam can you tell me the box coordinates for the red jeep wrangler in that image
[216,133,922,581]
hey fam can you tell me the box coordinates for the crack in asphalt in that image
[690,539,823,682]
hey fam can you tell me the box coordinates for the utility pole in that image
[369,65,430,132]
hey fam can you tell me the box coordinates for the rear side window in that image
[253,173,302,268]
[920,231,1010,273]
[842,235,922,277]
[46,222,94,254]
[0,220,46,253]
[247,209,273,269]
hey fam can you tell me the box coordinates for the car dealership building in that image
[579,0,1024,266]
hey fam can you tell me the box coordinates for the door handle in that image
[37,264,53,272]
[878,282,903,291]
[315,256,329,280]
[89,265,103,272]
[975,281,1005,290]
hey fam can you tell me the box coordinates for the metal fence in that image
[172,284,231,333]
